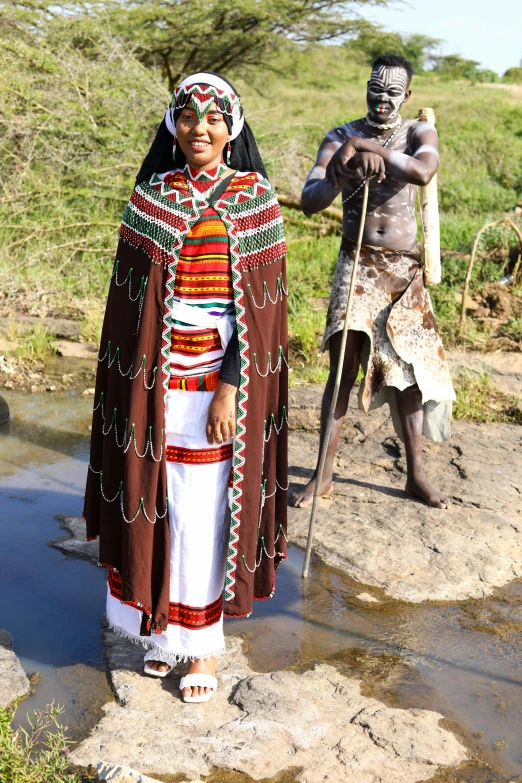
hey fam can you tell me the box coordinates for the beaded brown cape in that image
[84,171,288,630]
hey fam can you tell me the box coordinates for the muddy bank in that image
[288,385,522,602]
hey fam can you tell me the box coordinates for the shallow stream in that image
[1,390,521,780]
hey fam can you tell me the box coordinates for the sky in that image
[357,0,522,76]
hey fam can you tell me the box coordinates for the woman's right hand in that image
[206,382,237,444]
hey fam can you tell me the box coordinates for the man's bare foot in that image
[182,657,216,700]
[405,474,450,509]
[291,475,333,509]
[146,660,170,673]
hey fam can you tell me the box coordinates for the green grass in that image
[453,370,522,423]
[0,700,80,783]
[78,306,103,346]
[3,321,56,362]
[1,22,521,375]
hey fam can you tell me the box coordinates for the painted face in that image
[366,65,410,122]
[175,100,230,170]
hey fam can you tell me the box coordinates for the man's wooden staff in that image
[417,107,441,285]
[302,179,370,579]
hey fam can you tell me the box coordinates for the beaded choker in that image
[184,161,228,196]
[185,162,227,182]
[365,114,402,131]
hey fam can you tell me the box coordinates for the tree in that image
[430,54,498,83]
[45,0,391,92]
[503,66,522,84]
[346,23,440,73]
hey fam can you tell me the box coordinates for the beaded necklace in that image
[341,117,402,205]
[365,113,401,130]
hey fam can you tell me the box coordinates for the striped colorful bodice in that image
[155,164,239,389]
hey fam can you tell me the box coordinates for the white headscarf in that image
[164,72,245,141]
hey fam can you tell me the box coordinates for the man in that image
[292,53,455,510]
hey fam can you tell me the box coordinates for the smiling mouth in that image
[190,140,211,150]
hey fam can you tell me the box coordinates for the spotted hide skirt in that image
[322,237,455,442]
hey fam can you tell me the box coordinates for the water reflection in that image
[235,548,522,777]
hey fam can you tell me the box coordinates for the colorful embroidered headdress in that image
[165,72,245,141]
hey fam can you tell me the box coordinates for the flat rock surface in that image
[446,349,522,398]
[288,384,522,602]
[0,629,30,707]
[70,628,465,783]
[0,315,81,339]
[53,340,97,359]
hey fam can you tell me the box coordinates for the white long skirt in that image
[106,389,232,664]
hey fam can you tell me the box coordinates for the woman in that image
[84,72,288,703]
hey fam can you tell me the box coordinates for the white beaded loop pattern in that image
[247,273,287,310]
[253,346,289,377]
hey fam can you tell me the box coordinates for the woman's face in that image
[175,100,230,171]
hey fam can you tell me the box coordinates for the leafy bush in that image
[502,66,522,84]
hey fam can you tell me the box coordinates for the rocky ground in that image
[287,383,522,603]
[50,517,469,783]
[0,313,97,393]
[69,623,466,783]
[1,288,522,393]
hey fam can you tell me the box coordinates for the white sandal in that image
[143,650,172,678]
[179,673,218,703]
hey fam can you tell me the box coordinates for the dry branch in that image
[459,215,522,335]
[277,192,343,223]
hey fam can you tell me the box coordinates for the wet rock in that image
[50,375,522,606]
[356,593,381,603]
[0,394,9,424]
[97,761,162,782]
[70,630,465,783]
[50,515,99,562]
[0,629,30,706]
[288,384,522,602]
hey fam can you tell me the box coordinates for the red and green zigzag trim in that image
[119,172,285,603]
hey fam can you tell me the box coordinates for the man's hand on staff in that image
[206,381,236,444]
[325,139,386,188]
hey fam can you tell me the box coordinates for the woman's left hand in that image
[206,381,237,444]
